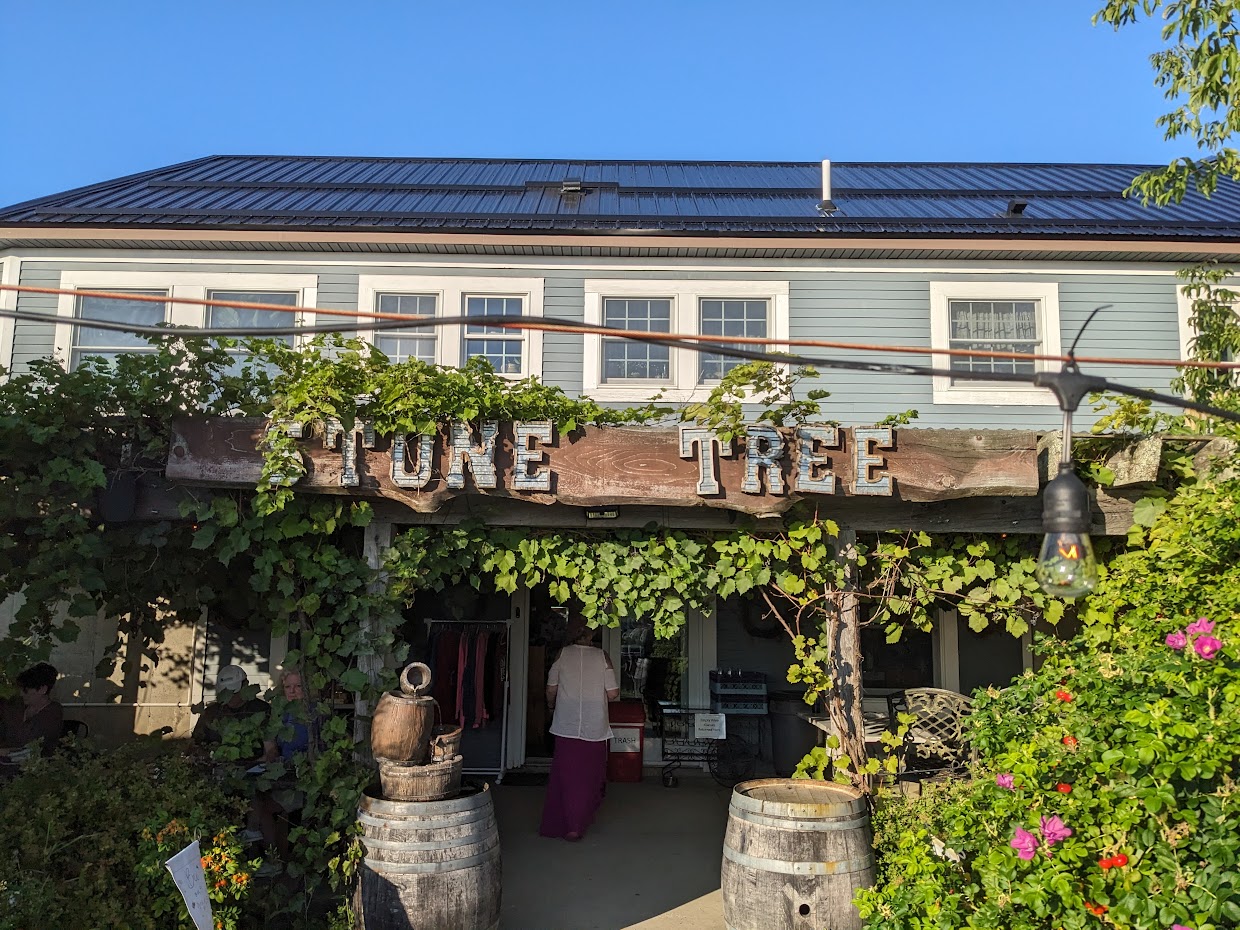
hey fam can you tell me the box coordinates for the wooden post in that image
[827,529,867,788]
[356,520,394,750]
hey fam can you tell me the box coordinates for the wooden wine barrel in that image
[721,779,874,930]
[355,783,501,930]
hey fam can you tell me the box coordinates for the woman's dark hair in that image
[16,662,58,694]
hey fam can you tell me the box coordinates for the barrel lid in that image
[731,778,866,818]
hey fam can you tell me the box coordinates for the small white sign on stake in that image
[694,713,726,740]
[165,839,213,930]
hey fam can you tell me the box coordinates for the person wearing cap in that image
[192,665,285,862]
[191,664,274,761]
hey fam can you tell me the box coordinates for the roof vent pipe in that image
[818,159,837,215]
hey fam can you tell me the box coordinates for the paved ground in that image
[493,774,732,930]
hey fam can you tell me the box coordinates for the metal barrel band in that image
[729,791,865,820]
[361,833,499,854]
[729,807,869,833]
[360,786,487,816]
[357,808,493,831]
[363,847,501,875]
[722,844,872,876]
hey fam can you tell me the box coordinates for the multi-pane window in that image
[375,293,437,364]
[464,295,524,374]
[602,298,672,382]
[699,298,768,382]
[206,290,299,374]
[70,290,167,369]
[947,300,1040,379]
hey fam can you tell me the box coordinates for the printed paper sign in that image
[165,840,213,930]
[694,713,726,740]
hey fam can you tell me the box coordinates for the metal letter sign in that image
[853,427,894,496]
[513,421,553,491]
[390,433,434,489]
[678,426,732,495]
[445,421,499,489]
[742,426,785,495]
[324,419,376,488]
[796,426,838,494]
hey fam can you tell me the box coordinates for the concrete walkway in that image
[493,775,732,930]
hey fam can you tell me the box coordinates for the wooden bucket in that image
[371,663,437,764]
[429,725,463,763]
[355,783,501,930]
[721,779,875,930]
[376,754,463,802]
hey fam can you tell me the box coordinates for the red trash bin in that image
[607,701,645,782]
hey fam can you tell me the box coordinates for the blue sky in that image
[1,0,1175,207]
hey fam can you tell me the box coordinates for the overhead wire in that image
[0,285,1237,423]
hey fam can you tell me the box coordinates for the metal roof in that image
[3,155,1240,240]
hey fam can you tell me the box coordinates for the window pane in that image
[206,291,298,347]
[948,299,1040,378]
[376,293,437,363]
[700,298,767,382]
[600,298,672,383]
[72,291,167,362]
[465,337,522,374]
[466,295,523,334]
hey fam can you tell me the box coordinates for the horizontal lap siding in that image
[12,264,59,372]
[3,259,1186,430]
[543,272,582,392]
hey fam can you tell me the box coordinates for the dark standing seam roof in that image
[2,156,1240,239]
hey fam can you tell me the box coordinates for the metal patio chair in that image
[885,688,972,786]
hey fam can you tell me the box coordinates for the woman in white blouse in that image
[538,614,621,841]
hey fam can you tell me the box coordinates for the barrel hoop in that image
[357,809,494,832]
[359,787,489,817]
[361,833,499,854]
[729,790,865,821]
[729,808,868,833]
[364,847,500,875]
[722,844,873,876]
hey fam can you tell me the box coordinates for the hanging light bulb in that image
[1036,463,1098,597]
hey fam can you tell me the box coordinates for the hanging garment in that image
[473,631,491,728]
[431,629,461,723]
[456,632,470,728]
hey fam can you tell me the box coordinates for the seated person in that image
[272,665,322,763]
[0,662,65,770]
[192,665,284,860]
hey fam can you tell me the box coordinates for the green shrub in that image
[0,741,252,930]
[856,614,1239,930]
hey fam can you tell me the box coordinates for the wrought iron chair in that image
[885,688,972,786]
[61,719,89,740]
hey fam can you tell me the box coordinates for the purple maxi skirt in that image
[539,735,609,839]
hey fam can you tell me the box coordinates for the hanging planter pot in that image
[97,471,140,523]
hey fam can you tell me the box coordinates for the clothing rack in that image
[426,618,511,782]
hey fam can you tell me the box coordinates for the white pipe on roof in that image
[822,159,831,203]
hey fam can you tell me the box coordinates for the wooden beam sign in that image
[167,417,1040,516]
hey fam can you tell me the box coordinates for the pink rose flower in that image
[1170,925,1194,930]
[1010,826,1039,860]
[1039,814,1072,846]
[1193,635,1222,660]
[1165,630,1188,650]
[995,773,1015,790]
[1185,617,1214,635]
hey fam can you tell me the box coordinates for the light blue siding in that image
[4,258,1186,430]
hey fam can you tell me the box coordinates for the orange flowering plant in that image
[137,816,260,930]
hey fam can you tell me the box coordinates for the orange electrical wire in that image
[2,283,1237,371]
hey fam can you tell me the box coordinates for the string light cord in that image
[1,304,1237,424]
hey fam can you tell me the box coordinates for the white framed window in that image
[0,257,20,379]
[583,279,789,402]
[1177,281,1239,373]
[929,281,1062,405]
[54,271,318,371]
[357,275,544,378]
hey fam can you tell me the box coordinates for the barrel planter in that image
[355,783,501,930]
[721,779,875,930]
